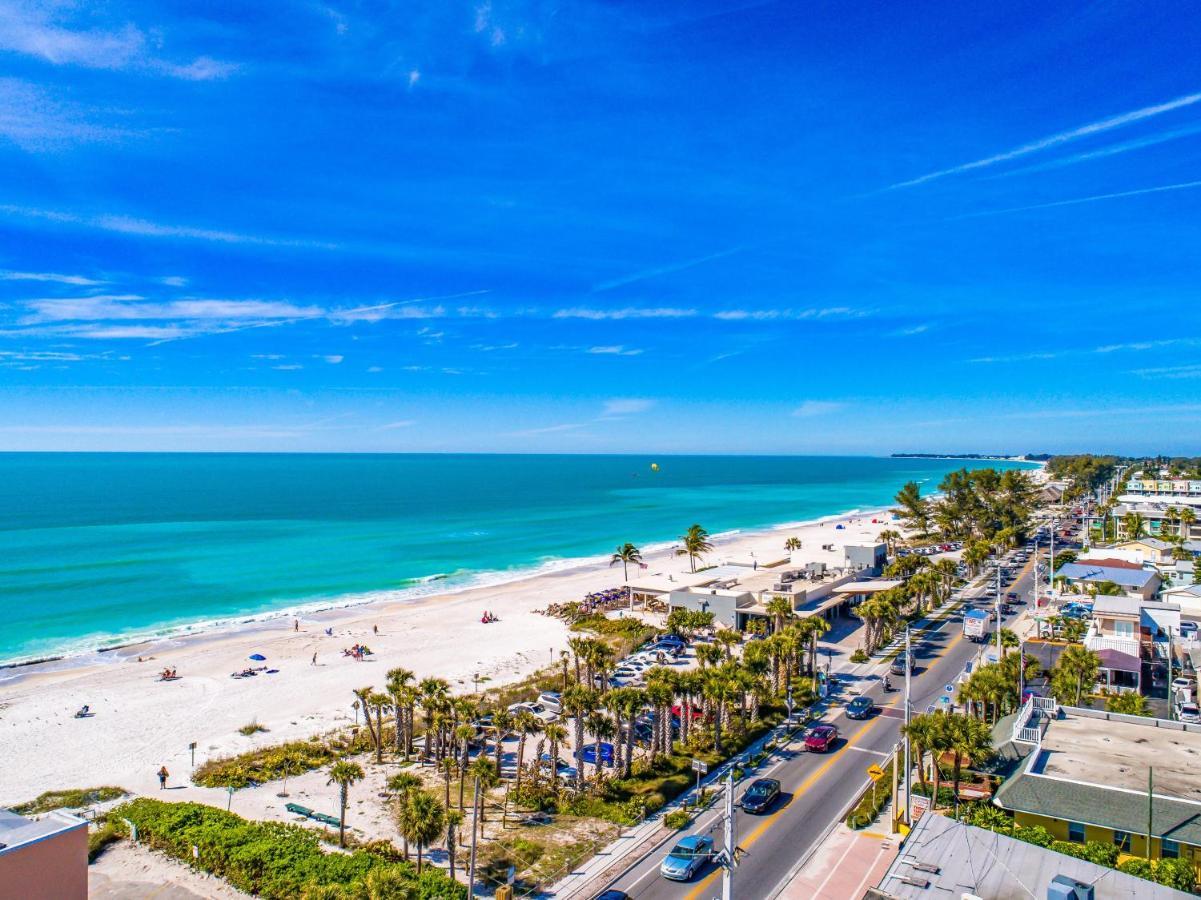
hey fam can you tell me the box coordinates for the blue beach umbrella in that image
[249,653,267,661]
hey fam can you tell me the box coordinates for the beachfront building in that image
[1162,583,1201,620]
[665,566,863,631]
[1085,595,1180,657]
[993,706,1201,877]
[1055,561,1161,601]
[844,542,887,576]
[0,809,88,900]
[869,809,1191,899]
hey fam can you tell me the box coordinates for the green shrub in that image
[845,783,888,830]
[88,819,127,861]
[850,649,870,663]
[13,786,126,814]
[111,798,465,899]
[1117,857,1155,880]
[1011,824,1054,848]
[238,722,269,736]
[663,809,692,831]
[1154,857,1197,892]
[193,739,337,788]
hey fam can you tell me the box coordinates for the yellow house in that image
[993,706,1201,876]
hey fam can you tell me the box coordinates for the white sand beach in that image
[0,509,893,810]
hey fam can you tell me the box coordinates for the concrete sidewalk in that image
[772,821,899,900]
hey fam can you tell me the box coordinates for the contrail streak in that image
[888,90,1201,190]
[950,179,1201,220]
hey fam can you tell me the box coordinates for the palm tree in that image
[444,807,464,881]
[893,481,931,537]
[1053,645,1100,707]
[797,616,831,689]
[714,628,741,659]
[584,710,615,781]
[400,791,445,874]
[946,714,993,801]
[1123,512,1147,540]
[542,722,568,786]
[1181,506,1197,538]
[607,687,645,777]
[765,595,793,634]
[513,709,542,793]
[352,686,380,757]
[468,756,500,837]
[490,710,514,777]
[876,529,901,554]
[561,685,597,788]
[385,667,416,757]
[454,723,475,808]
[784,536,802,552]
[902,714,949,808]
[326,761,365,848]
[695,642,724,668]
[675,524,713,573]
[609,542,643,581]
[386,772,422,859]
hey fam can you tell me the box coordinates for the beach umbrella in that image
[249,653,267,661]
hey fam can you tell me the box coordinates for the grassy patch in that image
[12,786,126,815]
[111,798,465,899]
[238,721,269,736]
[88,818,127,862]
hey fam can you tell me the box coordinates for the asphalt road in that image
[604,552,1045,900]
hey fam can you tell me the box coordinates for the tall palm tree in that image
[765,595,794,634]
[326,761,365,848]
[584,710,615,781]
[695,642,724,668]
[490,710,514,777]
[561,685,597,788]
[386,772,422,859]
[468,756,500,836]
[946,714,993,800]
[675,524,713,573]
[607,686,645,778]
[455,723,476,808]
[1123,511,1147,540]
[352,686,380,757]
[901,714,943,806]
[714,627,741,659]
[438,756,457,810]
[542,722,568,786]
[797,616,831,689]
[609,542,643,581]
[876,528,902,554]
[385,667,416,756]
[893,481,931,537]
[513,709,542,793]
[1181,506,1197,538]
[400,791,445,873]
[444,808,464,881]
[367,692,390,763]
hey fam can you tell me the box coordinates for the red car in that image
[804,724,839,752]
[671,704,705,722]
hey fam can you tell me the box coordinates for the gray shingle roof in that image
[994,773,1201,846]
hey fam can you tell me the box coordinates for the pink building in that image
[0,808,88,900]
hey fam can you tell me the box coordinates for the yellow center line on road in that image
[683,718,879,900]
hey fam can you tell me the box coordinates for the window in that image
[1162,839,1180,859]
[1114,830,1133,852]
[1068,822,1086,843]
[1114,620,1135,639]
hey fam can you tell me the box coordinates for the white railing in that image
[1084,635,1140,656]
[1013,696,1056,745]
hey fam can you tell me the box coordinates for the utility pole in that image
[1147,767,1154,860]
[1018,639,1025,700]
[723,768,735,900]
[995,566,1003,658]
[1168,627,1175,721]
[468,778,481,898]
[903,626,912,826]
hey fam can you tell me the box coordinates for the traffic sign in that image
[866,764,886,782]
[691,758,709,774]
[944,683,954,693]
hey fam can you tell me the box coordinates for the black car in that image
[740,777,781,814]
[889,653,914,676]
[846,696,875,719]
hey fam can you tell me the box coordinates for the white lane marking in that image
[845,746,887,756]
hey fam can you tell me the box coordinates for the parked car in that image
[740,778,781,814]
[538,753,578,781]
[575,742,616,767]
[804,724,839,752]
[659,835,714,881]
[1180,622,1199,640]
[1171,677,1194,697]
[846,696,875,719]
[508,701,559,723]
[1177,703,1201,724]
[538,691,562,713]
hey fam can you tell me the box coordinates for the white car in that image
[538,691,562,713]
[1177,702,1200,724]
[507,701,560,724]
[1171,677,1194,697]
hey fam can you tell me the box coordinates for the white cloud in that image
[1130,364,1201,380]
[714,307,864,321]
[951,179,1201,221]
[510,423,584,436]
[407,69,420,88]
[323,355,344,364]
[0,6,235,80]
[273,364,303,370]
[792,400,844,417]
[159,275,188,287]
[892,323,930,336]
[20,296,322,323]
[379,420,416,429]
[588,345,643,356]
[1,268,103,285]
[367,365,384,373]
[553,307,696,320]
[601,398,655,416]
[888,90,1201,189]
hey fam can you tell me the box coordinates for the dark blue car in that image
[575,742,615,767]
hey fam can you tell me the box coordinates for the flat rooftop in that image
[1038,714,1201,800]
[0,808,85,853]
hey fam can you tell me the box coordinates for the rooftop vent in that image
[1047,874,1094,900]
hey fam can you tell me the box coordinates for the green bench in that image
[313,813,341,827]
[285,803,314,817]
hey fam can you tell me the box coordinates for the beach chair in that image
[285,803,314,818]
[314,813,342,827]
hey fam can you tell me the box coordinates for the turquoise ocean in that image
[0,454,1036,664]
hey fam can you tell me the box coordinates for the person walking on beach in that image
[294,619,299,632]
[373,624,378,635]
[157,766,169,789]
[311,652,317,666]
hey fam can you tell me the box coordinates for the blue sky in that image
[1,0,1200,454]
